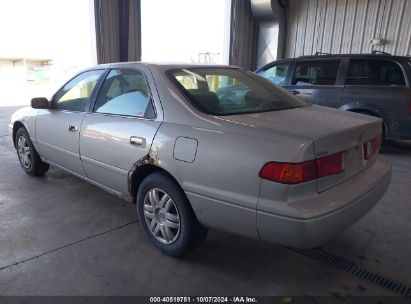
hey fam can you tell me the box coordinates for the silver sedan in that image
[10,63,391,256]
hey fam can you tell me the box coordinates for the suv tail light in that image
[363,134,382,160]
[259,152,346,184]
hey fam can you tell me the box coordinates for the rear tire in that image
[136,172,207,256]
[15,128,49,176]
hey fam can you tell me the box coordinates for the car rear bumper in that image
[257,159,391,248]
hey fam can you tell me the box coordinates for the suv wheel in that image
[15,128,49,176]
[136,172,207,256]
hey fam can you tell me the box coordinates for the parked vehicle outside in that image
[256,53,411,140]
[10,63,391,256]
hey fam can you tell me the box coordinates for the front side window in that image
[53,70,104,112]
[345,59,406,86]
[94,69,155,118]
[258,63,290,85]
[292,60,341,85]
[169,68,306,116]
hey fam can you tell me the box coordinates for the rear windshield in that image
[167,68,307,116]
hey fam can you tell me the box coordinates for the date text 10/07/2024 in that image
[149,297,261,303]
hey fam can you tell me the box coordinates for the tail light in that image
[316,152,346,178]
[363,134,382,160]
[259,161,317,184]
[259,152,346,185]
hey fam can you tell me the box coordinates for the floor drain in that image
[289,247,411,298]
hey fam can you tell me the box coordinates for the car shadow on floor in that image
[380,140,411,155]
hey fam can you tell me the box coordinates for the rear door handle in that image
[290,90,301,95]
[130,136,146,147]
[68,125,78,132]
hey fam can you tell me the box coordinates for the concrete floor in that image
[1,106,410,298]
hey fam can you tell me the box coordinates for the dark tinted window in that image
[258,63,290,85]
[169,68,306,115]
[346,59,405,86]
[54,70,104,112]
[292,60,340,85]
[94,69,155,118]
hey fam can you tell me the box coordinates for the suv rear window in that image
[168,68,306,116]
[345,59,405,86]
[292,60,341,85]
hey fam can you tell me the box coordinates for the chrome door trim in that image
[84,111,157,121]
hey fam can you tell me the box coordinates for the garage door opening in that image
[141,0,231,64]
[0,0,96,107]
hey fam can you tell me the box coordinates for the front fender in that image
[10,107,39,147]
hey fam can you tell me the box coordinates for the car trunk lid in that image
[219,105,383,192]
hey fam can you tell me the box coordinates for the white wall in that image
[286,0,411,58]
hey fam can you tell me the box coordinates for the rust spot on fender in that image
[120,194,134,203]
[127,152,160,201]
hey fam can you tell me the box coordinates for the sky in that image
[0,0,94,66]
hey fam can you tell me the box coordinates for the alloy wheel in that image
[143,188,181,244]
[17,135,32,169]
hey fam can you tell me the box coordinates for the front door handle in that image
[130,136,146,148]
[290,90,301,95]
[68,125,78,132]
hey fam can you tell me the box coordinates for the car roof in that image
[297,53,410,60]
[87,62,240,72]
[256,53,411,71]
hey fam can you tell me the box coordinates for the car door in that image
[286,59,344,108]
[79,67,162,195]
[36,69,105,176]
[341,58,410,124]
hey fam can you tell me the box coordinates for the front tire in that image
[136,173,207,256]
[15,128,49,176]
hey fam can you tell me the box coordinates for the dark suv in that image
[256,52,411,140]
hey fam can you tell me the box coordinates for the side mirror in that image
[31,97,50,109]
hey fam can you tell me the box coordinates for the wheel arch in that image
[347,108,381,117]
[129,163,186,204]
[12,121,26,148]
[342,107,388,138]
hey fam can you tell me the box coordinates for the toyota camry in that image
[10,63,391,256]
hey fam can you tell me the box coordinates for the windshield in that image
[168,68,307,116]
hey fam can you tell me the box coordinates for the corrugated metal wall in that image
[285,0,411,58]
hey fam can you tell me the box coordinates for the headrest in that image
[187,89,220,113]
[244,90,262,107]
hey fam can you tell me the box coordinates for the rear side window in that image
[346,59,405,86]
[94,69,155,118]
[292,60,341,85]
[257,63,290,85]
[168,67,306,116]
